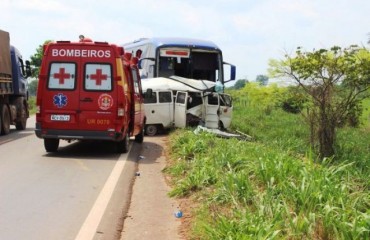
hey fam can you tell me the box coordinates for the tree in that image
[233,79,248,89]
[28,79,38,96]
[256,74,269,86]
[30,40,52,78]
[269,46,370,158]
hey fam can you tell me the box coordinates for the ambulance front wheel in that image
[44,138,60,152]
[145,124,158,136]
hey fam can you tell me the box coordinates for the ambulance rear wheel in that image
[44,138,59,152]
[0,104,11,135]
[134,127,144,143]
[145,124,158,136]
[117,132,130,153]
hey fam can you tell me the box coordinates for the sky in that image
[1,0,370,85]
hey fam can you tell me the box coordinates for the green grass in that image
[28,96,36,115]
[165,100,370,239]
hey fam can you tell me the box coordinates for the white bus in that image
[122,37,236,87]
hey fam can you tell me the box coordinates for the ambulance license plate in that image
[51,114,70,121]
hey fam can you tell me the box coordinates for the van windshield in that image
[158,49,220,82]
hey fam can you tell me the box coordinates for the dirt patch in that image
[161,136,197,240]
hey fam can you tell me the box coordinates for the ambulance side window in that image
[131,68,141,94]
[48,62,76,90]
[84,63,112,91]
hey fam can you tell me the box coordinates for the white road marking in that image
[75,144,131,240]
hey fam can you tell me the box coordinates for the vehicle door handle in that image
[81,97,93,102]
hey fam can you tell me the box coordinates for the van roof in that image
[142,76,216,92]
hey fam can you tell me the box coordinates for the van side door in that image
[219,94,233,129]
[205,93,220,129]
[174,91,187,128]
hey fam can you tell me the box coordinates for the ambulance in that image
[35,37,146,153]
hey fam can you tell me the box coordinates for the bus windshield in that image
[158,48,221,82]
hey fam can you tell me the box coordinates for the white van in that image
[142,77,233,135]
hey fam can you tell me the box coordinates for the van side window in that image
[144,91,157,103]
[208,94,219,105]
[48,63,76,90]
[176,92,186,104]
[85,64,112,91]
[158,92,172,103]
[220,94,232,107]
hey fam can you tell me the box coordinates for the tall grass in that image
[165,96,370,239]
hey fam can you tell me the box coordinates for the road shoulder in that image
[120,136,182,240]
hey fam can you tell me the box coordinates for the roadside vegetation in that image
[165,83,370,239]
[28,96,36,115]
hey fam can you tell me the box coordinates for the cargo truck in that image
[0,29,31,135]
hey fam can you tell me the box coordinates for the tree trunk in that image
[318,114,335,158]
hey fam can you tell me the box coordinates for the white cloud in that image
[1,0,369,81]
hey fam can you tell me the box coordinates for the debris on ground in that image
[193,126,252,140]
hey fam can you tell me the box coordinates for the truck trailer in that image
[0,29,31,135]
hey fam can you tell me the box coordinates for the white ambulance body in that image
[142,76,233,136]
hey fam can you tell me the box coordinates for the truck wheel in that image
[0,104,11,135]
[117,132,130,153]
[44,139,59,152]
[145,124,158,136]
[134,127,144,143]
[15,103,28,130]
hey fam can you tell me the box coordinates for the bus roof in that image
[122,37,221,51]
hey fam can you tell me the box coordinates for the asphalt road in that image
[0,116,140,240]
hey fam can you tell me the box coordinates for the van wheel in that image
[145,124,158,136]
[44,139,59,152]
[16,103,27,130]
[218,121,225,131]
[134,127,144,143]
[117,132,130,153]
[0,104,11,135]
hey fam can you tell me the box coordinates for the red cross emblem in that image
[54,68,71,84]
[90,69,107,85]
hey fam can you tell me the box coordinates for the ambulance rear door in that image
[42,52,81,130]
[78,50,117,131]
